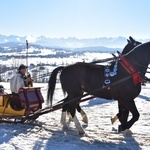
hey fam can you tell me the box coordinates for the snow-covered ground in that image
[0,82,149,150]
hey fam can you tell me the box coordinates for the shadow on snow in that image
[81,97,115,108]
[138,94,150,101]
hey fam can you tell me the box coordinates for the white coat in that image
[10,73,25,93]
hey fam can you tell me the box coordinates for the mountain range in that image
[1,34,149,49]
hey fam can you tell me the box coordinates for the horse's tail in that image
[47,66,64,107]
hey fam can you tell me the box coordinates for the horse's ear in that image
[127,39,130,43]
[129,36,135,42]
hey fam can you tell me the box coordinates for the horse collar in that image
[119,53,143,85]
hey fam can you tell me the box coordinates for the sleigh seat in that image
[18,87,44,113]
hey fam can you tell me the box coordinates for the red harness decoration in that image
[119,54,143,85]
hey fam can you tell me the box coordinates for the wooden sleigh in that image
[0,87,44,123]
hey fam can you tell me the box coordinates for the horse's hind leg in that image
[72,114,85,135]
[69,103,85,135]
[60,98,69,129]
[67,111,73,122]
[61,100,85,134]
[67,104,88,124]
[76,104,88,124]
[61,111,68,129]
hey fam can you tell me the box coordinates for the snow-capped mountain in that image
[0,34,143,49]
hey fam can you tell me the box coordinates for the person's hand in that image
[26,77,33,82]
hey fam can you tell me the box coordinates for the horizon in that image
[0,0,150,39]
[0,34,128,39]
[0,34,150,41]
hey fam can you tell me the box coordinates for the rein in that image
[129,60,150,82]
[129,60,150,70]
[91,57,115,64]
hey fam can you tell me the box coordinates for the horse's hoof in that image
[118,125,129,133]
[124,129,133,135]
[82,118,88,124]
[111,118,115,124]
[111,115,118,124]
[118,125,124,132]
[78,130,85,135]
[68,118,73,122]
[62,124,68,130]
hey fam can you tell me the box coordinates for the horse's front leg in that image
[80,109,88,124]
[118,107,129,132]
[111,102,129,126]
[118,99,139,132]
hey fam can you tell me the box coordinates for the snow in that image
[0,82,149,150]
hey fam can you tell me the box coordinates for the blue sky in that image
[0,0,150,39]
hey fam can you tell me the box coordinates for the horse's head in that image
[122,36,142,55]
[125,41,150,78]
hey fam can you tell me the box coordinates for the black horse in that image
[50,36,142,127]
[47,38,148,135]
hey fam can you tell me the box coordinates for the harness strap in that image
[119,54,143,85]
